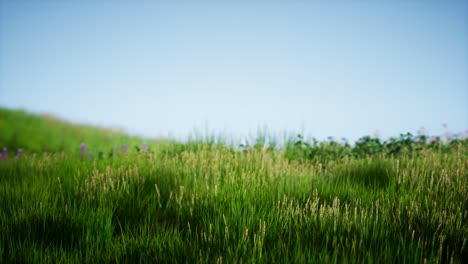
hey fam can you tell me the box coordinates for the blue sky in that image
[1,0,467,142]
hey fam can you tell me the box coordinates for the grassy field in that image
[1,108,467,263]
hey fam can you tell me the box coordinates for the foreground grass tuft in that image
[326,158,395,188]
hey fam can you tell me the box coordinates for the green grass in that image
[0,108,467,263]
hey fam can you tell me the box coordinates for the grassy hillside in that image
[0,107,155,155]
[0,107,467,263]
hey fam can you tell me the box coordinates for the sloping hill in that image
[0,107,145,154]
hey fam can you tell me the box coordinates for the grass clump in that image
[325,157,396,188]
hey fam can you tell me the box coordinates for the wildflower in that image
[122,144,128,153]
[373,129,380,138]
[142,142,148,152]
[417,127,426,135]
[446,132,456,141]
[80,143,86,156]
[2,147,7,159]
[17,149,23,159]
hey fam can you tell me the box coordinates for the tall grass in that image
[1,143,467,263]
[0,108,467,263]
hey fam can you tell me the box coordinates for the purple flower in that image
[446,132,455,140]
[142,142,148,152]
[417,127,426,135]
[122,144,128,153]
[2,147,7,159]
[17,149,23,159]
[80,143,86,155]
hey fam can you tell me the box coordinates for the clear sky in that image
[1,0,467,142]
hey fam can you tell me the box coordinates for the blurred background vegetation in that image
[1,107,466,163]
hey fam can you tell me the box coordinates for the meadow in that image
[0,108,467,263]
